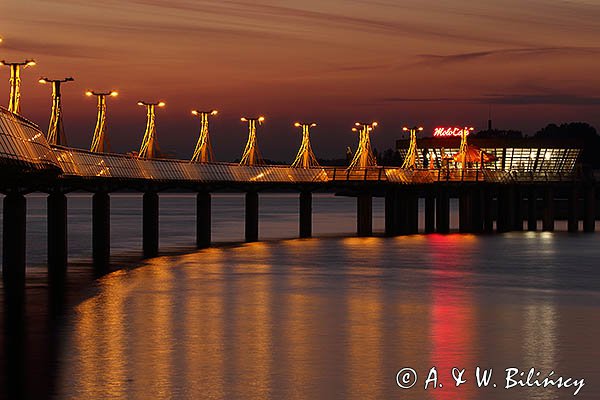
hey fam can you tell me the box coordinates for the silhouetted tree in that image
[534,122,600,168]
[473,129,523,138]
[377,148,402,166]
[535,122,597,139]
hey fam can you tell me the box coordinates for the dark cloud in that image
[417,47,600,65]
[379,93,600,106]
[0,37,107,60]
[380,97,471,103]
[9,16,290,42]
[483,93,600,106]
[84,0,537,47]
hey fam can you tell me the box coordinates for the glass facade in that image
[53,147,330,183]
[0,107,59,171]
[398,142,581,181]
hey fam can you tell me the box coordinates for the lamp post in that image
[348,121,378,169]
[401,125,424,169]
[458,127,474,169]
[137,100,165,159]
[190,109,218,162]
[0,59,36,114]
[291,122,319,168]
[39,77,74,145]
[239,116,265,166]
[86,90,118,153]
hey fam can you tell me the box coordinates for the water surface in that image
[56,234,600,399]
[0,193,598,399]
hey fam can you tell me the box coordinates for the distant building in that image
[397,135,582,175]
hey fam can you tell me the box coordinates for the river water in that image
[0,193,599,399]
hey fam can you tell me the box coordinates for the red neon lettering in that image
[433,127,472,137]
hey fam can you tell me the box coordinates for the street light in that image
[192,109,218,116]
[401,125,424,169]
[349,121,378,168]
[291,122,320,168]
[457,127,475,169]
[86,90,119,153]
[191,109,219,162]
[86,90,118,97]
[239,116,265,166]
[0,59,36,113]
[402,126,424,132]
[138,100,166,107]
[39,77,74,145]
[137,100,166,159]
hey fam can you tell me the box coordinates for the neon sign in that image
[433,127,474,137]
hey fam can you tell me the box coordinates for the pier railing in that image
[53,146,329,183]
[21,142,586,185]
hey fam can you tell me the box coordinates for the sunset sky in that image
[2,0,600,161]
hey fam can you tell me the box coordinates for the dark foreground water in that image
[1,194,599,399]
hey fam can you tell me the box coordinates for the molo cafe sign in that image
[433,127,474,137]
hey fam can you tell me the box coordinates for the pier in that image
[0,108,598,293]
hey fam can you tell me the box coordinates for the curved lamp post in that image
[86,90,118,153]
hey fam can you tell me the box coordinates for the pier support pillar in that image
[497,186,514,233]
[483,186,494,233]
[245,191,259,242]
[459,189,472,233]
[48,192,67,278]
[357,194,373,237]
[196,192,211,248]
[542,187,555,232]
[143,192,159,257]
[2,193,26,288]
[527,185,537,231]
[408,189,419,234]
[425,189,435,234]
[568,185,579,233]
[395,190,409,235]
[299,191,312,238]
[92,192,110,268]
[436,187,450,233]
[583,185,596,233]
[385,188,397,236]
[512,185,523,231]
[471,187,484,233]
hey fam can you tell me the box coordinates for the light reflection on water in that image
[57,235,600,399]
